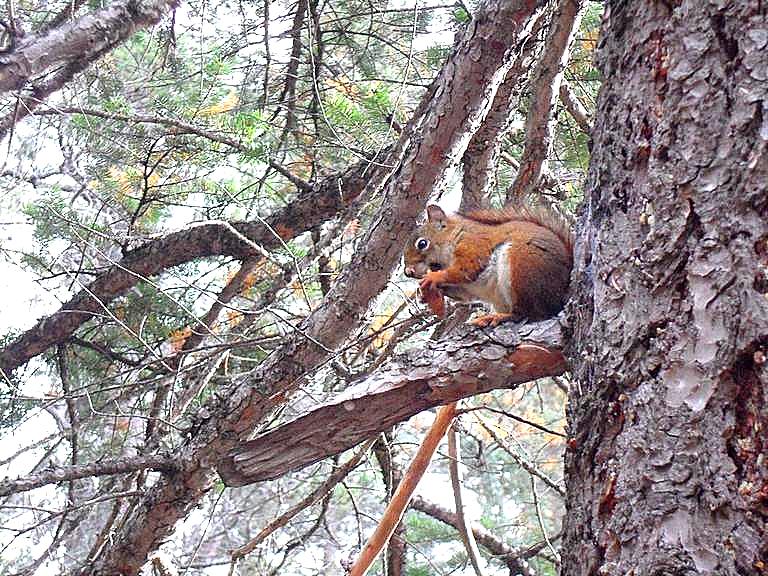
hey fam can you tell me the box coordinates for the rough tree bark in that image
[218,319,565,485]
[0,0,177,94]
[0,0,178,136]
[563,0,768,574]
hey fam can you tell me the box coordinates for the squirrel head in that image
[403,204,456,279]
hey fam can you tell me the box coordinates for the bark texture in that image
[0,0,176,94]
[563,0,768,574]
[218,319,565,485]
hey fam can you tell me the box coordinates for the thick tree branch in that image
[0,59,93,141]
[0,156,378,376]
[218,318,565,485]
[460,9,550,211]
[0,0,177,95]
[0,454,176,497]
[507,0,585,202]
[82,1,551,572]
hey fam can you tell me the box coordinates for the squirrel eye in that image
[415,237,430,251]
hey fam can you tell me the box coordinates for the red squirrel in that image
[403,204,573,326]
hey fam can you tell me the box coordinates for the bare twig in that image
[227,439,375,574]
[531,476,561,565]
[475,413,565,497]
[448,421,485,576]
[349,403,457,576]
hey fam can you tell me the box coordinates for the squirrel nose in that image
[404,267,416,278]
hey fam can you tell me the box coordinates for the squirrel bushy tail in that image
[459,205,574,260]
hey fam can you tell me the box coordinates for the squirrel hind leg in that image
[470,312,514,328]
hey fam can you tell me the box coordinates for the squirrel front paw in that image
[418,275,446,318]
[418,271,443,293]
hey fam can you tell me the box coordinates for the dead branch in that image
[0,454,176,497]
[218,318,565,485]
[348,403,457,576]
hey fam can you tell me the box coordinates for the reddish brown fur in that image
[403,204,574,322]
[460,206,574,262]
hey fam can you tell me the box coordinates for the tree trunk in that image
[563,0,768,574]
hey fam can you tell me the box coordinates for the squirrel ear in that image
[426,204,447,225]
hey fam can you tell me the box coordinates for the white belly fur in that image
[446,242,514,312]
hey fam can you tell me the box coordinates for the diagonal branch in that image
[228,438,375,571]
[460,9,551,211]
[218,319,566,485]
[411,495,559,575]
[349,403,458,576]
[0,156,380,376]
[559,78,592,134]
[0,0,177,95]
[507,0,586,202]
[83,1,551,572]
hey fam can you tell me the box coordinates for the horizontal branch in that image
[0,454,176,497]
[0,154,382,376]
[217,318,566,486]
